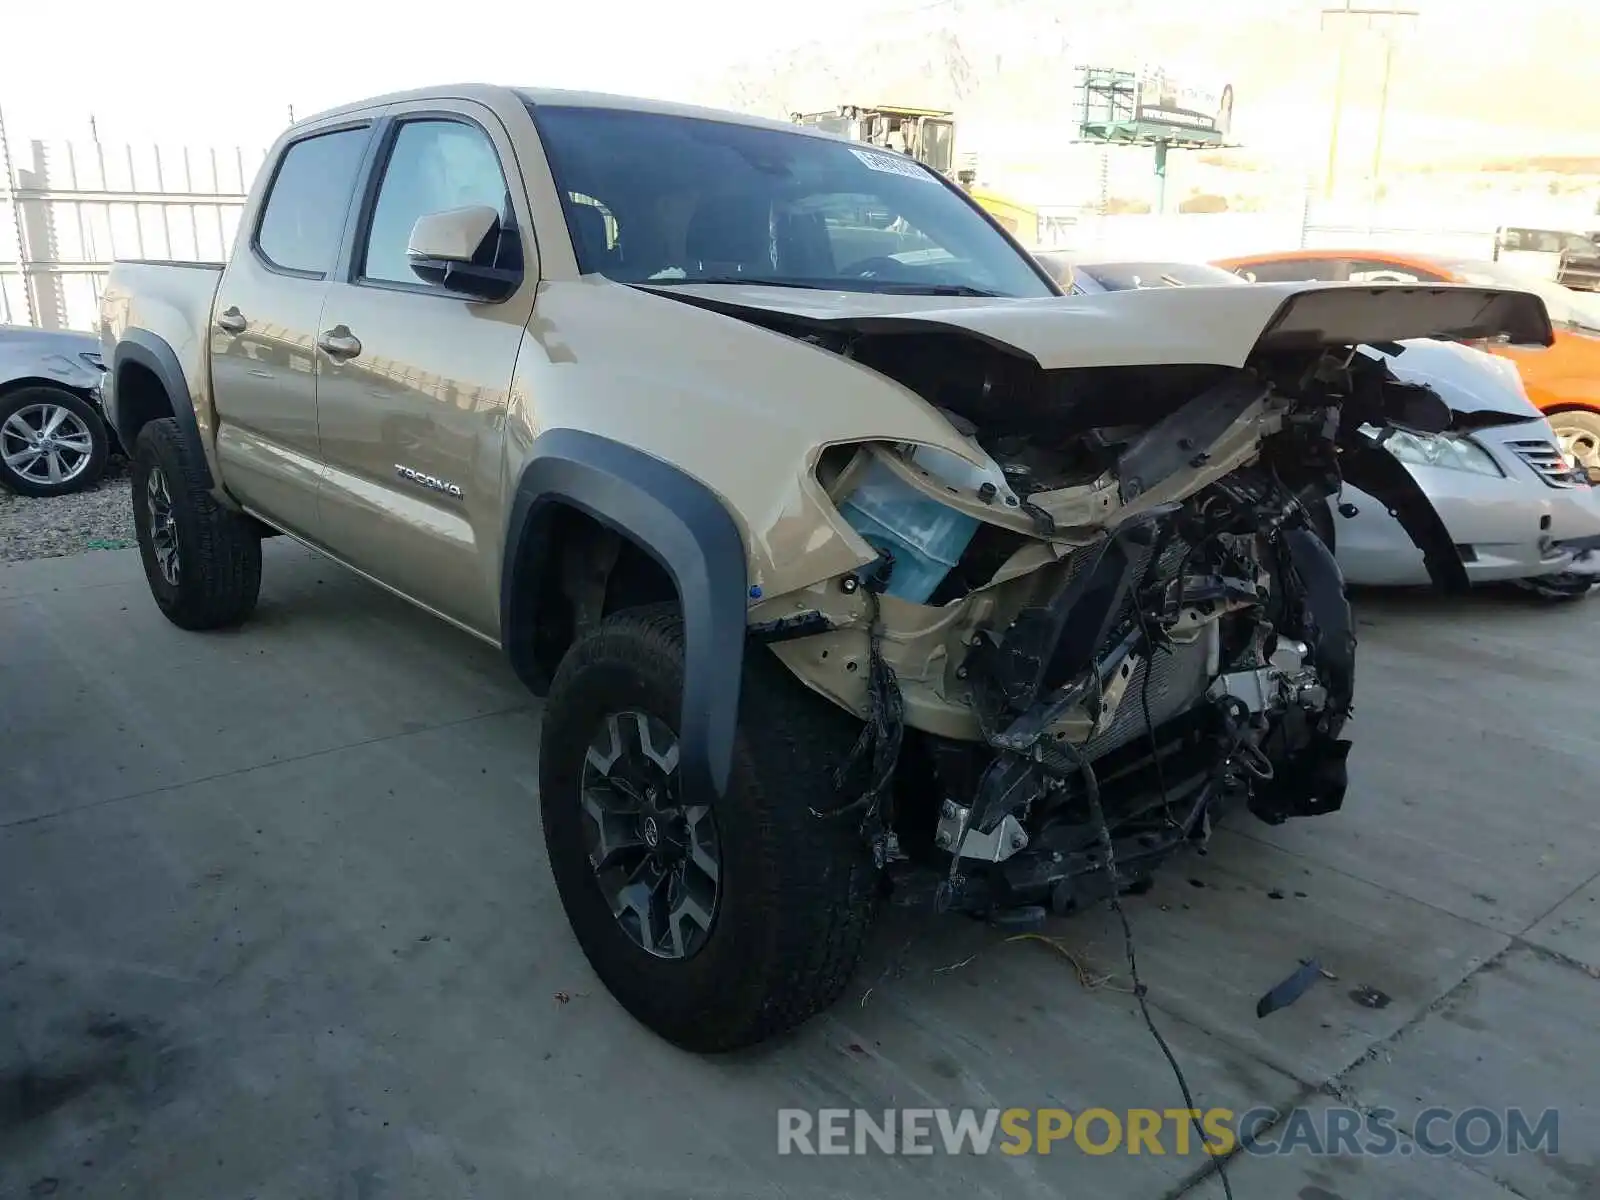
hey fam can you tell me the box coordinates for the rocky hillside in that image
[688,0,1600,209]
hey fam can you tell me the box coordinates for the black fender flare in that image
[111,330,213,488]
[501,428,749,805]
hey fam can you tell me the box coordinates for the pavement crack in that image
[1227,822,1535,943]
[1515,860,1600,941]
[0,704,535,831]
[1160,1082,1319,1199]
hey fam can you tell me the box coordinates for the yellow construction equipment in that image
[791,104,1038,241]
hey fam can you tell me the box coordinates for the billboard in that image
[1134,67,1234,139]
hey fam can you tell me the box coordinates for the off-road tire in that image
[131,418,261,630]
[540,604,879,1051]
[0,386,109,497]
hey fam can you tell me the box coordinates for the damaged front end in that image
[928,477,1356,920]
[734,284,1551,923]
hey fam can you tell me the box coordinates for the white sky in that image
[5,0,1586,161]
[4,0,917,147]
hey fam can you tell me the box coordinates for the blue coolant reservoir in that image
[838,454,980,604]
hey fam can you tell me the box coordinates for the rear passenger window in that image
[255,128,369,276]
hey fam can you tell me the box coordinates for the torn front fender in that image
[1335,431,1471,592]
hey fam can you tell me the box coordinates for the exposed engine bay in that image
[734,310,1473,922]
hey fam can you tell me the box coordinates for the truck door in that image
[313,102,536,637]
[210,121,372,537]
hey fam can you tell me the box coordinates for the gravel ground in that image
[0,457,134,562]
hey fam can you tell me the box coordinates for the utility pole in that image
[1321,0,1354,199]
[1370,2,1419,202]
[1320,2,1420,202]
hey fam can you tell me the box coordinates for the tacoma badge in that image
[394,464,464,499]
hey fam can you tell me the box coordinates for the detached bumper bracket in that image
[1553,533,1600,555]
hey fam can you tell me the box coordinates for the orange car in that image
[1212,249,1600,474]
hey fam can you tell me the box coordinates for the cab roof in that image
[292,82,836,142]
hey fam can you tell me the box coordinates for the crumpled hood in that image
[1365,338,1542,421]
[641,279,1553,370]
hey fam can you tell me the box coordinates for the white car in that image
[1331,339,1600,598]
[1040,255,1600,598]
[0,324,114,496]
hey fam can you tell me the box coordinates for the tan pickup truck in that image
[98,84,1552,1051]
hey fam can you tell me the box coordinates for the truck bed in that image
[99,260,223,359]
[98,258,224,464]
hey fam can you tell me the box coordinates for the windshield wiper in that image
[635,275,1005,297]
[636,275,828,290]
[865,282,1004,297]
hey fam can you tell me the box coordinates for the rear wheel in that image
[131,418,262,630]
[539,604,879,1051]
[0,386,108,497]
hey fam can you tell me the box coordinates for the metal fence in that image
[1,108,263,331]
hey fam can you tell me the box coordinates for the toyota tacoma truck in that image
[98,84,1553,1052]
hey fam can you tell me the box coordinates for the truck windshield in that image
[526,104,1055,299]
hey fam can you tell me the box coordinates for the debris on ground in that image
[1007,933,1131,993]
[1256,957,1327,1018]
[856,934,918,1008]
[1349,984,1393,1009]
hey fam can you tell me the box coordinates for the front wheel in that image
[539,605,879,1051]
[1549,409,1600,480]
[131,418,262,630]
[0,386,109,497]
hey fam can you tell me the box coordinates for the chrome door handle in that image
[317,326,362,360]
[216,307,247,335]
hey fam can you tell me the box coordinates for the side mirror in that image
[406,205,520,301]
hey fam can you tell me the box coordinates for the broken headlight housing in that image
[833,442,1014,604]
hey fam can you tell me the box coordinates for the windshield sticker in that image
[848,148,934,181]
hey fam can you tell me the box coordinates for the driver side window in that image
[360,118,517,287]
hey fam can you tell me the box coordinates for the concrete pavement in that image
[2,542,1597,1199]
